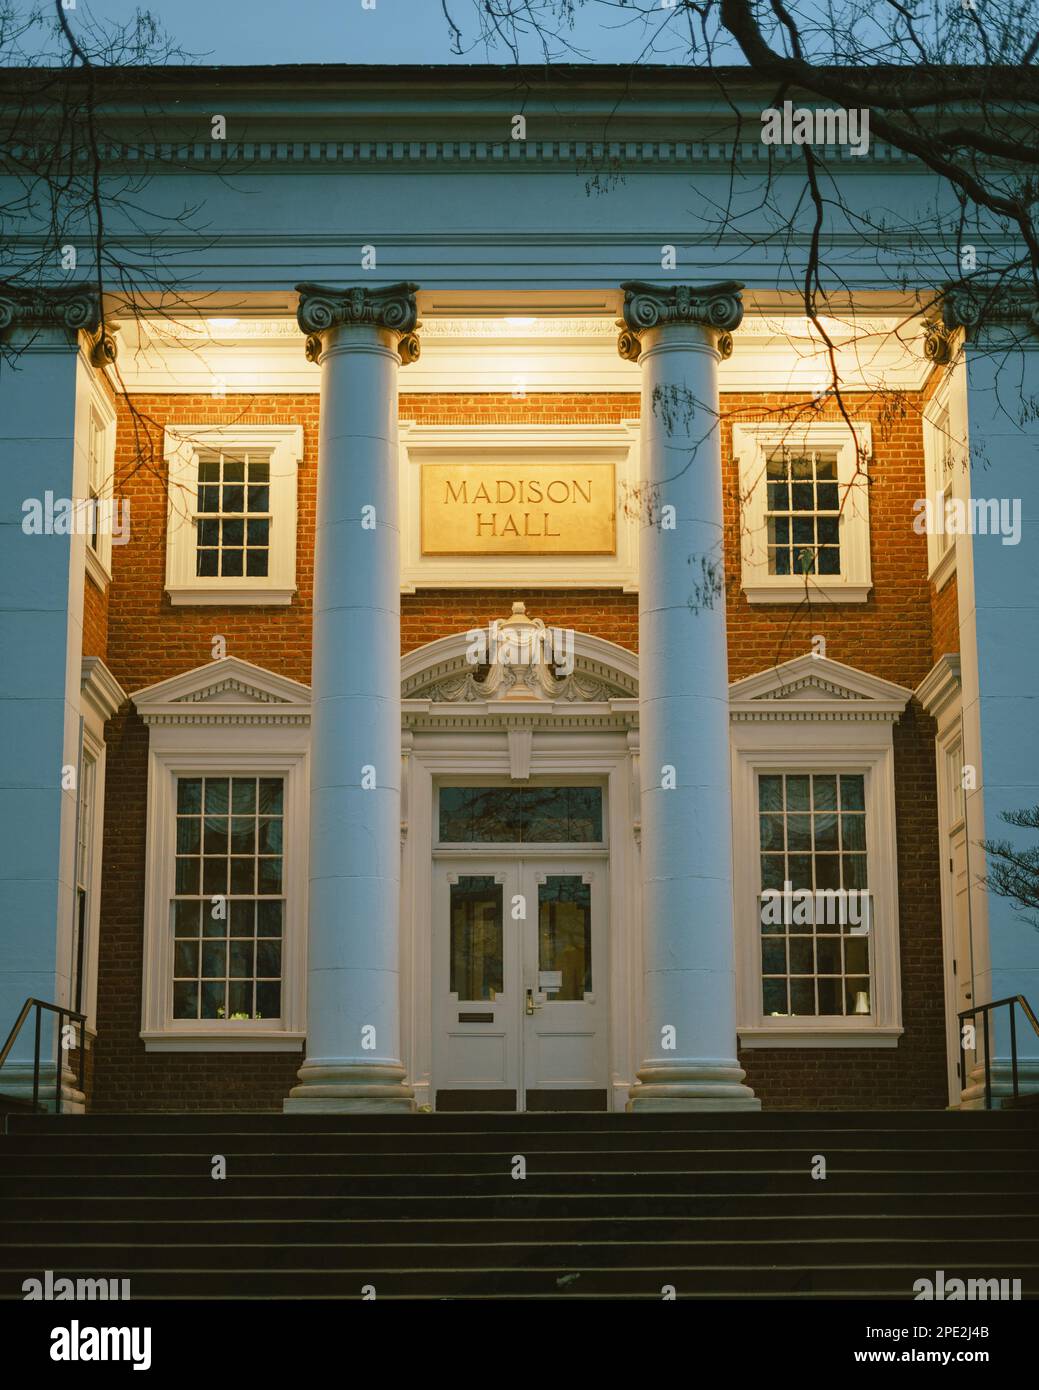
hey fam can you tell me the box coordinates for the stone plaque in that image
[421,463,616,554]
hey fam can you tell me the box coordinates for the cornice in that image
[915,653,962,720]
[730,709,903,723]
[141,711,310,727]
[401,701,639,734]
[81,656,128,723]
[0,137,933,174]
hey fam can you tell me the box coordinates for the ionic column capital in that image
[617,280,744,362]
[940,280,1039,340]
[296,280,421,364]
[922,317,955,365]
[0,283,104,342]
[86,325,119,368]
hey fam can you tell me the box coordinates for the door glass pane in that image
[449,876,503,1001]
[439,787,603,843]
[538,875,591,1000]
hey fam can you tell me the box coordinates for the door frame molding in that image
[402,734,640,1112]
[918,654,970,1106]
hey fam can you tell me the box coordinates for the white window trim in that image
[733,421,873,604]
[163,424,302,606]
[730,654,911,1047]
[922,379,959,590]
[81,381,117,593]
[133,658,310,1051]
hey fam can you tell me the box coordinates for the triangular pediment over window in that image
[132,657,311,727]
[729,654,912,723]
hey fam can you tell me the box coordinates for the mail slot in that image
[458,1011,494,1023]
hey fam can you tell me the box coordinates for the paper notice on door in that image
[538,970,563,991]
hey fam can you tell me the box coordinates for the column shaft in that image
[287,283,418,1112]
[0,288,102,1106]
[619,281,758,1111]
[943,286,1039,1103]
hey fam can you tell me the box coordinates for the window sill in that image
[166,587,296,607]
[141,1030,305,1053]
[928,547,957,592]
[739,1026,902,1048]
[85,547,112,593]
[742,582,872,605]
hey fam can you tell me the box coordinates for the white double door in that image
[432,854,607,1108]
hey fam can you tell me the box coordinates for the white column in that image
[941,285,1039,1103]
[285,283,419,1113]
[618,282,758,1110]
[0,288,106,1105]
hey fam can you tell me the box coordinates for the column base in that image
[627,1063,760,1112]
[0,1062,85,1114]
[957,1059,1039,1110]
[284,1060,415,1114]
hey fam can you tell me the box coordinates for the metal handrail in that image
[0,998,87,1115]
[958,995,1039,1110]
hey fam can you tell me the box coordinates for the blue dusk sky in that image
[26,0,724,65]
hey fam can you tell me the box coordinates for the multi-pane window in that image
[439,786,603,843]
[757,772,871,1017]
[195,451,271,579]
[931,405,955,566]
[765,448,841,577]
[172,775,284,1020]
[86,408,107,557]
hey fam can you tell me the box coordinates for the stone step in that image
[4,1170,1038,1199]
[5,1190,1036,1221]
[5,1129,1036,1154]
[3,1235,1038,1272]
[5,1263,1037,1300]
[9,1109,1039,1133]
[4,1211,1037,1244]
[3,1110,1034,1301]
[4,1146,1037,1176]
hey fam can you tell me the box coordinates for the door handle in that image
[525,988,543,1016]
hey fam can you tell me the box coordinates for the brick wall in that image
[82,571,109,660]
[89,387,949,1111]
[931,573,960,661]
